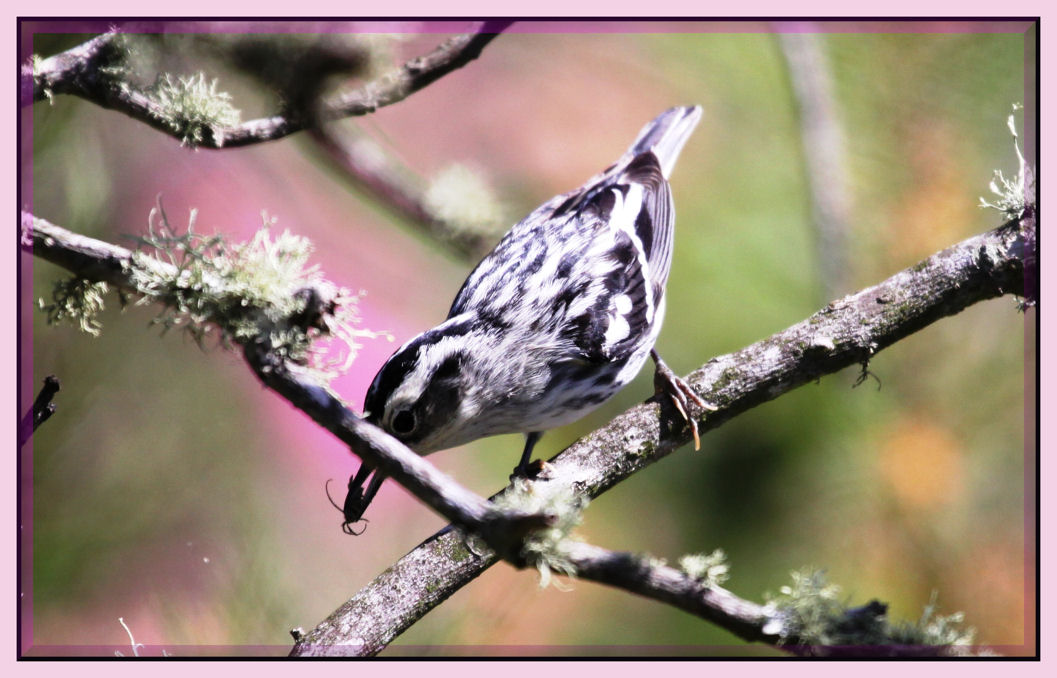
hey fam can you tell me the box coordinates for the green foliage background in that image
[22,21,1034,655]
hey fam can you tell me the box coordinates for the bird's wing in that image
[550,152,672,363]
[448,106,700,364]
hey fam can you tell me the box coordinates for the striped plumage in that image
[338,106,702,532]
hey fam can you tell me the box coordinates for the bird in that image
[331,106,706,534]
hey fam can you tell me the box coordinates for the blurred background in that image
[20,20,1035,656]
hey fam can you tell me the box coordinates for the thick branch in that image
[25,23,513,148]
[24,208,1032,655]
[290,212,1031,655]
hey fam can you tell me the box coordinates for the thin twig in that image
[308,126,495,259]
[560,542,774,643]
[559,542,961,657]
[25,22,515,148]
[19,375,61,447]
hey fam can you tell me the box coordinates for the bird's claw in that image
[651,350,715,450]
[509,458,548,482]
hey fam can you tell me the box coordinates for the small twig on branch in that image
[559,542,773,642]
[25,22,515,148]
[290,212,1031,656]
[19,375,61,446]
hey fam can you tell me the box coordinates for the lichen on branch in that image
[29,206,383,381]
[38,277,109,336]
[979,104,1035,220]
[489,478,589,588]
[148,72,241,147]
[26,24,514,148]
[763,569,976,656]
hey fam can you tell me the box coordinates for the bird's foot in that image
[651,349,716,450]
[509,458,548,482]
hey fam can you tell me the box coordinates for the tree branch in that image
[289,211,1031,655]
[558,542,773,644]
[557,543,965,657]
[308,126,495,259]
[25,22,515,148]
[22,211,553,560]
[19,375,61,447]
[241,341,555,558]
[23,207,1032,655]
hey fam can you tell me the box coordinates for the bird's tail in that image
[626,105,703,179]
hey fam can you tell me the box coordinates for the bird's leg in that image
[510,430,544,480]
[651,349,716,450]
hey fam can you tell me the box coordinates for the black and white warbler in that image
[335,106,706,533]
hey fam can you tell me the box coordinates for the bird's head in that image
[363,314,488,454]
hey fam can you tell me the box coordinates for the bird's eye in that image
[391,408,417,435]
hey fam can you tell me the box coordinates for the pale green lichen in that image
[39,278,110,336]
[150,72,241,147]
[765,569,848,646]
[888,592,977,649]
[39,202,383,382]
[353,33,407,79]
[979,104,1035,220]
[677,549,730,588]
[123,204,382,380]
[424,163,509,240]
[763,569,977,655]
[97,32,134,82]
[29,53,52,102]
[493,480,588,589]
